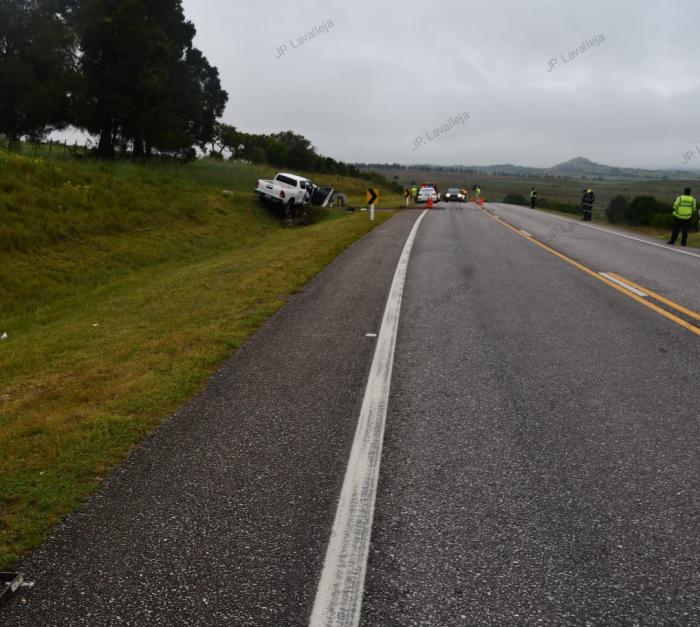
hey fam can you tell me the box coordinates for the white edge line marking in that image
[600,272,648,297]
[310,209,429,627]
[492,203,700,260]
[519,229,532,237]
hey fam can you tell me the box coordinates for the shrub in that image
[628,196,669,226]
[649,214,673,230]
[606,195,630,224]
[503,193,527,205]
[541,198,580,216]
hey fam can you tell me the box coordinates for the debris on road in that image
[1,573,25,607]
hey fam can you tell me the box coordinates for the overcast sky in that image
[181,0,700,169]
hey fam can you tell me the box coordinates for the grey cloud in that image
[183,0,700,169]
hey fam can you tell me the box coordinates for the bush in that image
[606,195,629,224]
[628,195,668,226]
[649,214,673,230]
[503,193,527,205]
[541,198,580,216]
[604,194,684,229]
[178,147,197,163]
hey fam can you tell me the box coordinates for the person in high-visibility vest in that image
[667,187,697,246]
[529,187,537,209]
[411,186,417,201]
[474,185,481,202]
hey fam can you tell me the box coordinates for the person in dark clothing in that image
[581,188,595,221]
[667,187,697,246]
[529,187,537,209]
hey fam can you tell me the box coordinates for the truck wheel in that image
[331,192,348,210]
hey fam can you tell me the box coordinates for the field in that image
[0,152,399,568]
[383,167,699,211]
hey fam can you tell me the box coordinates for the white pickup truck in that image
[255,173,313,209]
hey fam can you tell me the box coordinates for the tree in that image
[73,0,227,158]
[237,132,268,164]
[209,122,241,158]
[0,0,75,150]
[186,48,227,151]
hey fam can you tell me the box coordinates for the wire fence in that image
[0,136,93,158]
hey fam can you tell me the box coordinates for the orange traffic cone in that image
[426,197,434,209]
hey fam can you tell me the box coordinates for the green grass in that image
[0,151,396,568]
[522,203,700,248]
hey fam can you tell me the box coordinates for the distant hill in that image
[545,157,693,180]
[358,157,700,181]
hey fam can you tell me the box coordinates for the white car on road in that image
[416,187,439,203]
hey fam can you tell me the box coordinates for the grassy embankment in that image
[0,152,400,568]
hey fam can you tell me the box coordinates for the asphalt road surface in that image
[3,203,699,625]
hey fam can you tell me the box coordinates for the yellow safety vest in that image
[673,195,696,220]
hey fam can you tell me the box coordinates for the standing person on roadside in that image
[667,187,697,246]
[529,186,537,209]
[581,188,595,221]
[411,185,417,201]
[474,185,481,203]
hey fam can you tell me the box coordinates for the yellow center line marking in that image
[604,272,700,322]
[482,209,700,337]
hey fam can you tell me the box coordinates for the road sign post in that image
[366,188,379,221]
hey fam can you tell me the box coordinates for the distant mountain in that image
[545,157,687,180]
[357,158,700,181]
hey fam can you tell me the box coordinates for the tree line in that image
[0,0,226,159]
[0,0,400,188]
[208,126,393,182]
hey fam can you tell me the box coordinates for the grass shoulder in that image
[521,204,700,248]
[0,152,396,568]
